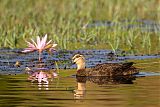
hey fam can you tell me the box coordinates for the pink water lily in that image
[22,34,57,61]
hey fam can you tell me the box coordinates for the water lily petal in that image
[26,41,36,48]
[44,44,53,50]
[52,44,57,47]
[41,34,47,48]
[36,36,42,49]
[31,38,38,49]
[46,40,52,45]
[22,48,36,53]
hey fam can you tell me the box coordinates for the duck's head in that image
[72,54,86,70]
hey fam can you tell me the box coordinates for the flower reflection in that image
[26,69,58,90]
[28,71,49,84]
[38,83,49,90]
[27,70,58,83]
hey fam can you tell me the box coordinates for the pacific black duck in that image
[72,54,139,76]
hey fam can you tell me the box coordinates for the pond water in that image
[0,74,160,107]
[85,19,160,32]
[0,49,160,107]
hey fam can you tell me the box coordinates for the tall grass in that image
[0,0,159,54]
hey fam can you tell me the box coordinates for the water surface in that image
[0,74,159,107]
[0,49,159,107]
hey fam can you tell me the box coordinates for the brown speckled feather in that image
[77,62,139,76]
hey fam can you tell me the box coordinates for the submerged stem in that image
[38,52,42,62]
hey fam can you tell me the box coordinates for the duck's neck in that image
[77,62,85,70]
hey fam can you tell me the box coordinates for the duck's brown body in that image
[77,62,139,76]
[72,54,139,77]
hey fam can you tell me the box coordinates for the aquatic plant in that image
[22,34,57,61]
[0,0,159,54]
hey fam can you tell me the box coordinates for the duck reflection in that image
[74,75,137,99]
[74,76,87,99]
[88,75,136,85]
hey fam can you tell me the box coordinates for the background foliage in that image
[0,0,159,54]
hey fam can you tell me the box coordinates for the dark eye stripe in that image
[76,55,80,58]
[72,54,82,60]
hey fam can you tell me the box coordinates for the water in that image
[0,49,159,74]
[0,74,159,107]
[84,19,160,32]
[0,49,160,107]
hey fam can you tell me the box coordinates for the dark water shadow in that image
[74,75,138,99]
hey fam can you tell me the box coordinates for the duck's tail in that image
[122,62,140,75]
[122,62,134,69]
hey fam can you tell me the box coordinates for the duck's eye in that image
[76,55,80,58]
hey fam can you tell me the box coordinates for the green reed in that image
[0,0,159,54]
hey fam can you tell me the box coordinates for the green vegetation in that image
[0,0,159,54]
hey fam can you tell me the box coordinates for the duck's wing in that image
[95,62,134,69]
[90,63,122,76]
[93,63,122,71]
[88,62,137,76]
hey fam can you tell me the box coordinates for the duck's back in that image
[87,62,139,76]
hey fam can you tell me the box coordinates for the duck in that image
[72,54,139,76]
